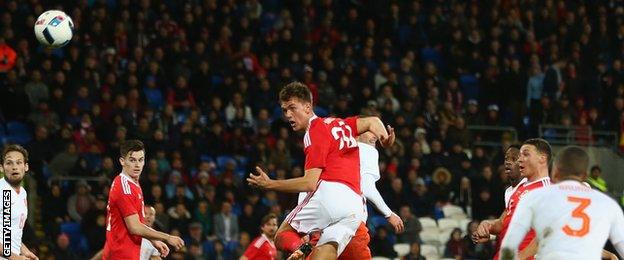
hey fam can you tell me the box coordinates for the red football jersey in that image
[495,177,550,260]
[103,173,145,260]
[243,234,277,260]
[304,116,361,194]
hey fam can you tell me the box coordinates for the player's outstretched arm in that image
[356,117,394,148]
[123,214,185,251]
[90,249,103,260]
[247,167,321,193]
[361,174,404,233]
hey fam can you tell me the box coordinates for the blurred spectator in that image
[443,228,468,259]
[404,242,426,260]
[587,165,608,192]
[67,180,95,222]
[49,143,80,177]
[194,200,213,237]
[52,233,79,260]
[370,226,398,258]
[214,201,240,244]
[396,206,422,244]
[82,194,107,256]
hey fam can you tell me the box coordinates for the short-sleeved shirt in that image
[0,178,27,256]
[502,180,624,259]
[304,116,361,194]
[243,234,277,260]
[103,173,145,259]
[495,177,550,260]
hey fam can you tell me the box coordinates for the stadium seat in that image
[370,215,388,228]
[216,155,236,171]
[418,217,437,229]
[459,218,472,233]
[419,229,440,246]
[60,222,88,253]
[421,244,439,257]
[442,205,465,218]
[437,218,460,231]
[393,243,410,257]
[438,246,446,256]
[6,121,29,134]
[438,230,452,245]
[371,257,391,260]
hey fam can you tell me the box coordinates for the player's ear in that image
[23,162,29,173]
[119,157,124,166]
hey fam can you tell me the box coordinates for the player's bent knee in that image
[311,242,338,260]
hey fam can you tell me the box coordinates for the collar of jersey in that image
[305,115,318,132]
[120,172,139,186]
[524,176,550,186]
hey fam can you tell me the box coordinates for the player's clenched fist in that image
[473,221,493,243]
[166,235,185,251]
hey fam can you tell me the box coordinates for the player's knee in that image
[275,230,303,252]
[311,242,338,260]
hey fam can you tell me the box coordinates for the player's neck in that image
[527,167,549,182]
[121,171,139,183]
[558,176,584,183]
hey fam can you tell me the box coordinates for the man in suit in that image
[213,201,240,244]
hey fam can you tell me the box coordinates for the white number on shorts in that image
[331,121,357,150]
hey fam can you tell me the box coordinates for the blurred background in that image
[1,0,624,259]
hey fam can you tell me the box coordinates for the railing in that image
[538,124,619,150]
[466,125,518,147]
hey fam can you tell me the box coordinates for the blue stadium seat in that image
[200,154,214,163]
[5,121,32,145]
[6,121,29,134]
[60,222,88,253]
[370,215,388,228]
[216,155,236,171]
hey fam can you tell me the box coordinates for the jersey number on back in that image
[562,196,591,237]
[331,121,357,150]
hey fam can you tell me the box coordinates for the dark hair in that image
[590,165,601,173]
[506,144,521,152]
[523,138,552,164]
[554,146,589,178]
[279,81,312,104]
[119,139,145,158]
[1,144,29,164]
[261,213,277,226]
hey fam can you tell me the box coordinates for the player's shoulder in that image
[252,235,268,248]
[0,178,9,190]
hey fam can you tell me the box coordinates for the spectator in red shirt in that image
[241,213,279,260]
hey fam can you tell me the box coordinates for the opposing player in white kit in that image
[356,132,403,231]
[247,82,394,259]
[0,144,38,260]
[140,205,162,260]
[501,146,624,260]
[503,144,526,208]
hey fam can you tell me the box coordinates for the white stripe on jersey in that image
[253,234,268,248]
[121,177,131,194]
[304,131,311,148]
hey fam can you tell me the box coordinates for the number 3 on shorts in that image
[562,196,591,237]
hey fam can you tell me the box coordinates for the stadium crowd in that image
[0,0,623,259]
